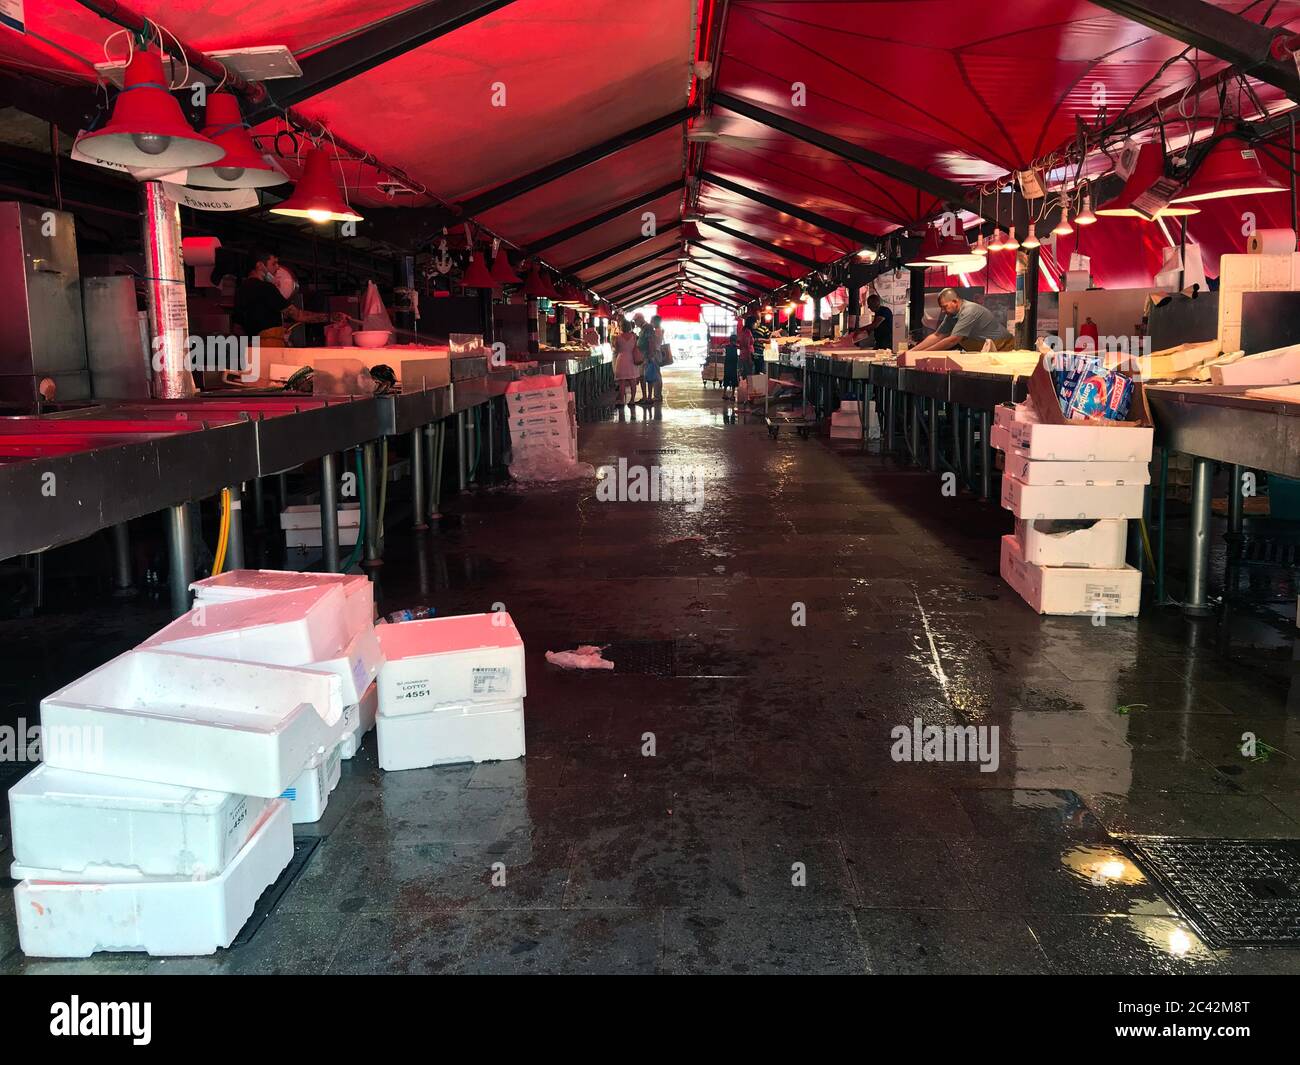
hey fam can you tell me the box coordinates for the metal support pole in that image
[140,181,196,399]
[457,411,468,491]
[111,521,135,597]
[277,472,290,515]
[979,411,991,500]
[910,394,922,466]
[1227,463,1244,543]
[319,453,340,573]
[165,502,194,618]
[362,442,381,566]
[411,428,427,530]
[950,403,961,476]
[430,420,447,521]
[252,476,266,528]
[1156,448,1168,604]
[927,397,938,471]
[884,387,895,455]
[963,408,975,485]
[1185,456,1214,615]
[226,482,245,571]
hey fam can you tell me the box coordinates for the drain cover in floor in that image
[594,639,677,676]
[1123,837,1300,948]
[229,836,321,948]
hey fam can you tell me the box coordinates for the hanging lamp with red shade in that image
[187,92,286,189]
[270,148,363,223]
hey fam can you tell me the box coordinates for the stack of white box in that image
[829,399,863,440]
[9,649,346,956]
[506,374,576,464]
[992,403,1153,616]
[375,612,527,771]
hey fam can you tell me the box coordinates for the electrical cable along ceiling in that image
[3,0,1300,305]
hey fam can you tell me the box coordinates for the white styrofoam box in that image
[286,524,360,549]
[339,681,378,760]
[8,763,266,879]
[146,585,380,705]
[1001,473,1145,520]
[377,697,525,771]
[1009,420,1153,462]
[990,422,1011,453]
[190,569,375,638]
[14,800,293,957]
[1005,449,1151,486]
[1015,518,1128,569]
[281,741,342,824]
[830,411,862,427]
[993,403,1019,430]
[41,650,343,797]
[1001,534,1140,617]
[376,612,526,718]
[279,503,360,530]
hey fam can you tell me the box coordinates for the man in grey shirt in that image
[909,288,1014,353]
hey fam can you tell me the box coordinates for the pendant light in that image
[1171,123,1288,203]
[972,232,988,257]
[1022,227,1041,250]
[461,250,498,289]
[270,148,363,223]
[522,264,550,298]
[187,92,287,189]
[490,244,521,285]
[1096,143,1199,218]
[80,51,225,168]
[1002,228,1020,251]
[1051,194,1073,237]
[904,226,944,267]
[931,229,976,262]
[1075,183,1098,226]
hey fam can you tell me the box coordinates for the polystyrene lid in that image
[8,762,232,811]
[375,612,522,659]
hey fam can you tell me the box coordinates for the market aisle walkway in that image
[4,364,1299,974]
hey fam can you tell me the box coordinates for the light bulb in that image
[131,132,172,156]
[1076,196,1097,225]
[1003,231,1020,251]
[213,166,245,183]
[1022,230,1041,249]
[307,209,333,224]
[1052,218,1073,237]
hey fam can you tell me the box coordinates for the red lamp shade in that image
[461,251,498,289]
[904,226,944,267]
[597,301,612,317]
[490,249,521,285]
[270,149,363,223]
[1097,142,1199,218]
[522,265,550,298]
[540,272,561,300]
[552,283,577,306]
[80,51,224,168]
[187,92,286,189]
[1172,127,1288,203]
[930,229,976,262]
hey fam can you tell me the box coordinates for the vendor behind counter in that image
[910,287,1014,353]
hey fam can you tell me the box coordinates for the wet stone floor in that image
[3,364,1300,974]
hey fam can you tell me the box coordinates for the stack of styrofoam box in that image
[279,502,361,549]
[829,399,862,440]
[993,403,1153,616]
[375,612,526,771]
[506,374,576,464]
[10,650,344,956]
[187,570,379,761]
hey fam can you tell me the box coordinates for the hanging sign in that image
[0,0,24,33]
[162,182,258,212]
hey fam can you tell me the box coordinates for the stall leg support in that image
[362,442,382,568]
[411,428,427,531]
[165,502,194,618]
[1184,456,1214,616]
[320,453,340,573]
[226,482,245,571]
[111,521,135,597]
[979,411,991,501]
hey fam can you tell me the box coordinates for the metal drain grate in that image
[593,639,677,676]
[229,836,321,948]
[634,448,681,455]
[1123,837,1300,948]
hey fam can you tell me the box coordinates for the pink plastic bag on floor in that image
[545,645,614,670]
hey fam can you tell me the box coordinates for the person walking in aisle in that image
[735,316,755,379]
[642,314,665,405]
[722,332,740,397]
[613,318,641,407]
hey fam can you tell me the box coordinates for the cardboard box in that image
[1006,450,1150,486]
[1001,534,1140,616]
[990,423,1011,453]
[1009,420,1153,462]
[1016,518,1128,568]
[1001,473,1146,520]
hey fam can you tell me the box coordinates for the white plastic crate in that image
[8,763,266,879]
[145,586,381,705]
[190,569,375,639]
[1001,472,1146,520]
[1001,534,1140,616]
[339,681,378,760]
[1015,518,1128,569]
[281,742,342,824]
[376,613,525,718]
[40,649,343,797]
[14,799,293,957]
[377,697,525,771]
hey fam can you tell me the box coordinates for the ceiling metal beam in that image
[564,221,682,275]
[1088,0,1300,98]
[530,181,685,251]
[685,277,747,304]
[458,107,694,216]
[696,219,826,270]
[585,246,681,288]
[683,267,762,296]
[710,92,992,220]
[688,259,770,294]
[606,263,682,299]
[701,172,879,244]
[688,241,795,283]
[244,0,518,123]
[610,270,683,304]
